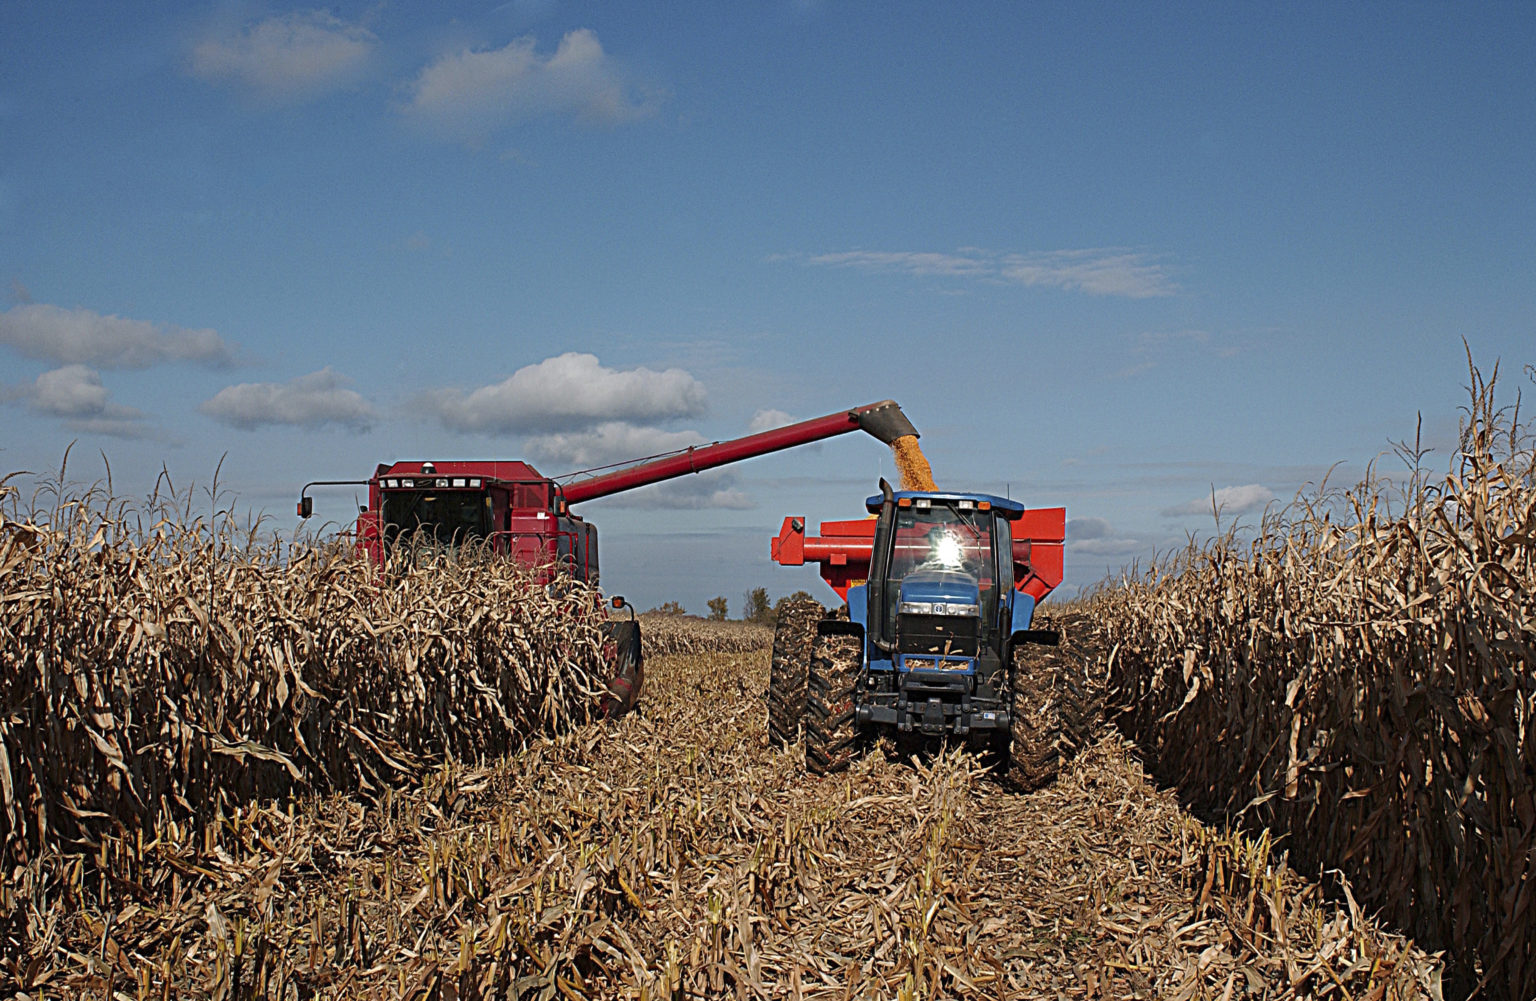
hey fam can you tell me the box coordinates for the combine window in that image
[382,490,491,549]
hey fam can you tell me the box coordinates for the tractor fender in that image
[1008,591,1038,635]
[845,584,869,632]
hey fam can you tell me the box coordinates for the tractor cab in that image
[863,490,1025,693]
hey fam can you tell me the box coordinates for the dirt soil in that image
[19,617,1441,999]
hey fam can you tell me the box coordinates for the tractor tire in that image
[804,631,864,775]
[995,646,1061,791]
[599,619,644,718]
[767,599,821,747]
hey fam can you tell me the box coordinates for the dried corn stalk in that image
[1099,356,1536,1001]
[0,474,606,888]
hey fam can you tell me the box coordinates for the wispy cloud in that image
[200,368,377,431]
[1163,483,1275,518]
[0,304,236,369]
[190,11,378,102]
[587,471,754,511]
[400,29,662,143]
[1111,328,1240,379]
[785,247,1176,298]
[415,352,706,435]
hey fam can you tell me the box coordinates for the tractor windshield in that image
[881,501,999,642]
[381,489,491,550]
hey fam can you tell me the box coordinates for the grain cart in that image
[297,401,921,715]
[769,480,1070,785]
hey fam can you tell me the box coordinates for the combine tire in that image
[995,647,1061,791]
[767,599,821,747]
[804,631,863,775]
[599,619,644,717]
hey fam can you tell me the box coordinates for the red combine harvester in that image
[297,400,923,714]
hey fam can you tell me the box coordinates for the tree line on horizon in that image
[646,587,819,625]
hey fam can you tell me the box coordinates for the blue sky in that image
[3,2,1533,612]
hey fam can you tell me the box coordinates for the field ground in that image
[20,616,1438,999]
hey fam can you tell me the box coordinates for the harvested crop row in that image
[0,475,606,912]
[10,623,1437,998]
[636,613,773,656]
[1098,359,1536,1000]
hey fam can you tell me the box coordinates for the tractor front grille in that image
[896,613,979,659]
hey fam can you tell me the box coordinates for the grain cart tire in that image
[767,599,822,747]
[804,630,864,775]
[599,619,644,718]
[996,647,1061,791]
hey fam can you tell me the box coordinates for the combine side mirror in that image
[297,496,313,519]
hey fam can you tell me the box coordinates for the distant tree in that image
[707,596,729,621]
[647,600,687,615]
[772,590,818,621]
[742,587,772,624]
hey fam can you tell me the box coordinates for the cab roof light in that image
[978,501,991,511]
[958,499,974,510]
[914,498,931,509]
[897,497,912,508]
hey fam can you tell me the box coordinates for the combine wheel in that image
[767,599,821,747]
[804,631,864,775]
[599,619,644,718]
[995,646,1061,791]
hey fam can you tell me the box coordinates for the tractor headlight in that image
[899,601,978,617]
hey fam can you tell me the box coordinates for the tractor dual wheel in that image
[767,599,821,747]
[995,641,1093,790]
[804,631,864,775]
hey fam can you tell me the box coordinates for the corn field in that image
[1100,358,1535,1000]
[4,626,1437,997]
[637,614,773,657]
[0,471,608,934]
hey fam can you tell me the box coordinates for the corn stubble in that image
[1099,357,1534,1000]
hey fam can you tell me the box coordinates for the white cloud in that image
[1066,516,1112,540]
[0,304,236,369]
[401,29,660,142]
[526,421,706,470]
[7,365,152,438]
[190,11,377,101]
[790,247,1176,299]
[418,352,707,434]
[748,408,794,433]
[199,368,377,431]
[1164,484,1275,518]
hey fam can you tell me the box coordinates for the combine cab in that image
[298,400,922,716]
[770,481,1070,786]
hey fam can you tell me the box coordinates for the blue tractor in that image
[769,479,1071,785]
